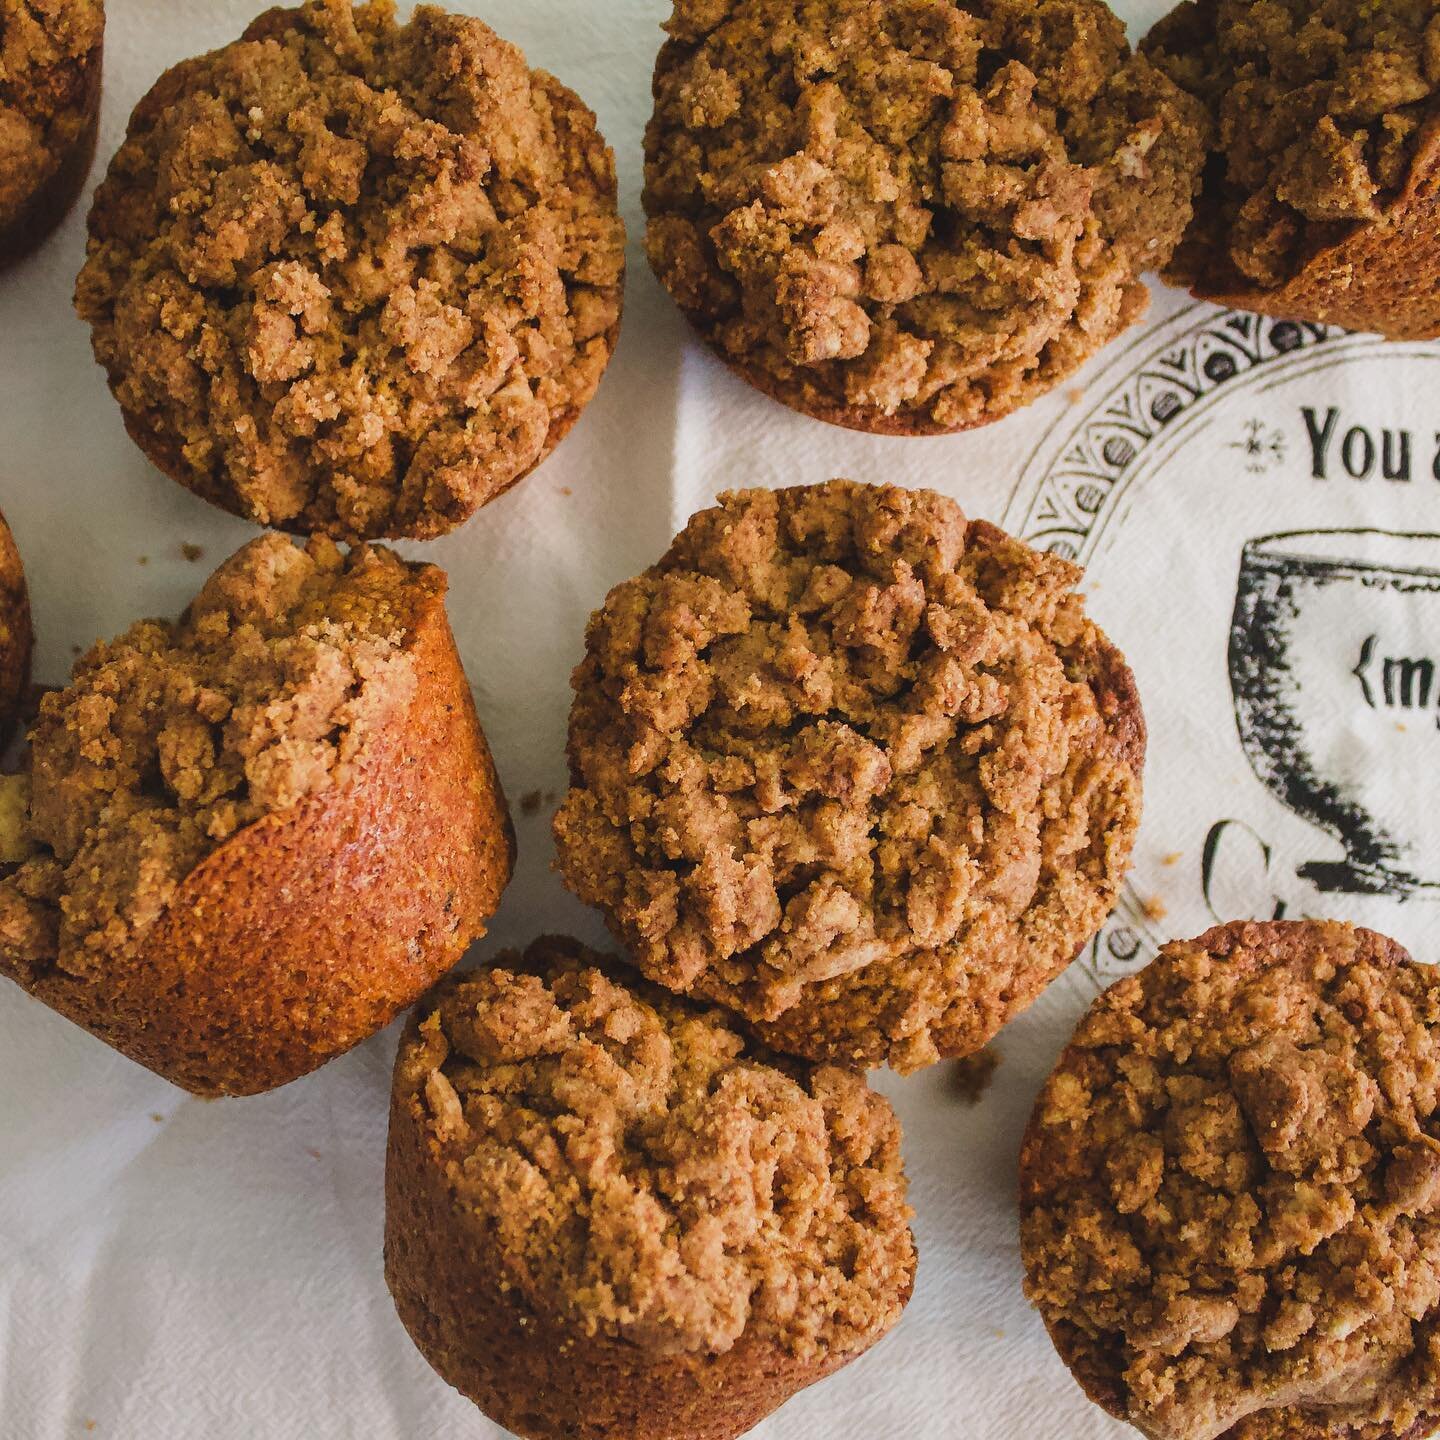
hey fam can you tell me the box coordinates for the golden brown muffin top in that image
[0,0,102,213]
[0,533,432,980]
[643,0,1205,432]
[554,481,1143,1072]
[1021,920,1440,1440]
[75,0,624,541]
[401,936,916,1360]
[1146,0,1440,290]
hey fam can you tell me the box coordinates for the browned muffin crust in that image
[0,533,514,1096]
[1145,0,1440,338]
[75,0,625,542]
[0,0,102,264]
[643,0,1206,434]
[1020,920,1440,1440]
[0,507,31,745]
[384,935,916,1440]
[554,481,1144,1073]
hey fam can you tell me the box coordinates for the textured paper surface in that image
[3,1,1440,1436]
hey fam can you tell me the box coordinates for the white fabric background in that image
[3,2,1437,1437]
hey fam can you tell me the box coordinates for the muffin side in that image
[384,935,915,1440]
[1145,0,1440,337]
[554,481,1144,1072]
[0,507,31,744]
[75,0,625,541]
[0,533,515,1095]
[1020,919,1440,1440]
[0,0,103,264]
[644,0,1206,433]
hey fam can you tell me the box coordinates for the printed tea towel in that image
[1,1,1437,1439]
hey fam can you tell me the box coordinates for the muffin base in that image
[0,41,102,268]
[8,582,515,1097]
[1176,115,1440,341]
[384,1014,909,1440]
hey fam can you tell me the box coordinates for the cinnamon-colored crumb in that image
[0,0,102,228]
[0,533,428,979]
[1146,0,1440,291]
[1020,920,1440,1440]
[554,481,1144,1072]
[401,935,916,1360]
[643,0,1206,433]
[76,0,625,542]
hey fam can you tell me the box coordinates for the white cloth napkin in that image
[3,2,1437,1437]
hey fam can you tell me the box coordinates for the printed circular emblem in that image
[1005,303,1440,988]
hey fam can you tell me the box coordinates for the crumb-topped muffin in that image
[643,0,1206,433]
[0,0,103,264]
[75,0,625,541]
[1020,920,1440,1440]
[554,481,1145,1072]
[1145,0,1440,338]
[0,507,30,744]
[0,533,514,1096]
[384,935,916,1440]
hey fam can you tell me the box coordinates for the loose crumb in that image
[1141,894,1168,922]
[951,1046,1000,1105]
[181,543,205,563]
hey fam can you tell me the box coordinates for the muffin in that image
[0,0,102,266]
[384,935,916,1440]
[0,507,30,745]
[1020,920,1440,1440]
[75,0,625,542]
[643,0,1207,434]
[1145,0,1440,339]
[554,481,1144,1072]
[0,533,514,1096]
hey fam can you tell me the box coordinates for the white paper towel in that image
[3,2,1438,1437]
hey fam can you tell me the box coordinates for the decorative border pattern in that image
[1011,312,1339,562]
[1006,307,1349,984]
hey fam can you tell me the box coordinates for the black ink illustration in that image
[1012,311,1336,560]
[1230,530,1440,896]
[1230,418,1286,474]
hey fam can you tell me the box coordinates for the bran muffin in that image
[75,0,625,542]
[1020,920,1440,1440]
[0,533,514,1097]
[0,507,30,744]
[1145,0,1440,338]
[643,0,1207,434]
[0,0,102,266]
[384,935,916,1440]
[553,481,1144,1073]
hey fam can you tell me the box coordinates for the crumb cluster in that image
[0,533,429,980]
[76,0,624,541]
[1021,921,1440,1440]
[644,0,1206,431]
[402,936,915,1360]
[1146,0,1440,291]
[555,481,1143,1071]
